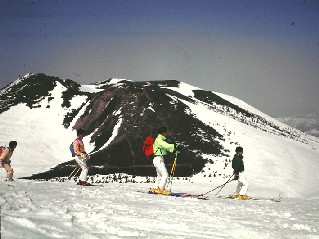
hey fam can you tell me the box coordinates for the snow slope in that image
[1,180,318,239]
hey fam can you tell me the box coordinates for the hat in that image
[235,146,243,153]
[9,141,17,148]
[158,126,168,134]
[77,128,85,136]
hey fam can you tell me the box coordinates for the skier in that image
[150,126,179,195]
[72,129,91,186]
[0,141,17,181]
[232,146,249,200]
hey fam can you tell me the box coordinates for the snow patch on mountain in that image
[93,78,131,88]
[215,92,290,128]
[0,81,84,177]
[0,105,73,177]
[79,85,104,93]
[0,74,33,96]
[165,81,201,97]
[99,117,123,151]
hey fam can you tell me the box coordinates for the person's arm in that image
[157,138,175,153]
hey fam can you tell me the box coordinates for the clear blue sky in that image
[1,0,318,117]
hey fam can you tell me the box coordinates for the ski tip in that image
[216,194,281,202]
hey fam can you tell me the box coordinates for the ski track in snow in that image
[1,180,318,239]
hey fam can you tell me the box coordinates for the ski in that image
[166,192,209,200]
[76,183,104,187]
[139,191,209,200]
[217,195,281,202]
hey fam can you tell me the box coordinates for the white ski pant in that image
[153,156,168,189]
[75,156,88,182]
[235,172,249,195]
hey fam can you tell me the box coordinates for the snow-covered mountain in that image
[1,73,319,198]
[278,113,319,137]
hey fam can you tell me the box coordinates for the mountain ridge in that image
[278,113,319,137]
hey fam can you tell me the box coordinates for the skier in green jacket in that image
[232,146,249,200]
[150,126,179,195]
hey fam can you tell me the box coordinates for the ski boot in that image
[239,195,250,200]
[154,187,171,195]
[77,180,92,186]
[232,194,240,199]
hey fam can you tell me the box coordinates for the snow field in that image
[0,180,318,239]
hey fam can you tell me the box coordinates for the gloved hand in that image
[234,174,239,180]
[174,144,182,154]
[81,152,89,159]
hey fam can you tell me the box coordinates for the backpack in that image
[142,136,155,159]
[70,142,76,157]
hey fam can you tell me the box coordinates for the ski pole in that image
[199,174,234,197]
[167,157,176,187]
[69,166,78,178]
[167,153,178,191]
[215,177,232,196]
[68,165,80,179]
[68,166,77,179]
[73,166,81,178]
[170,157,177,178]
